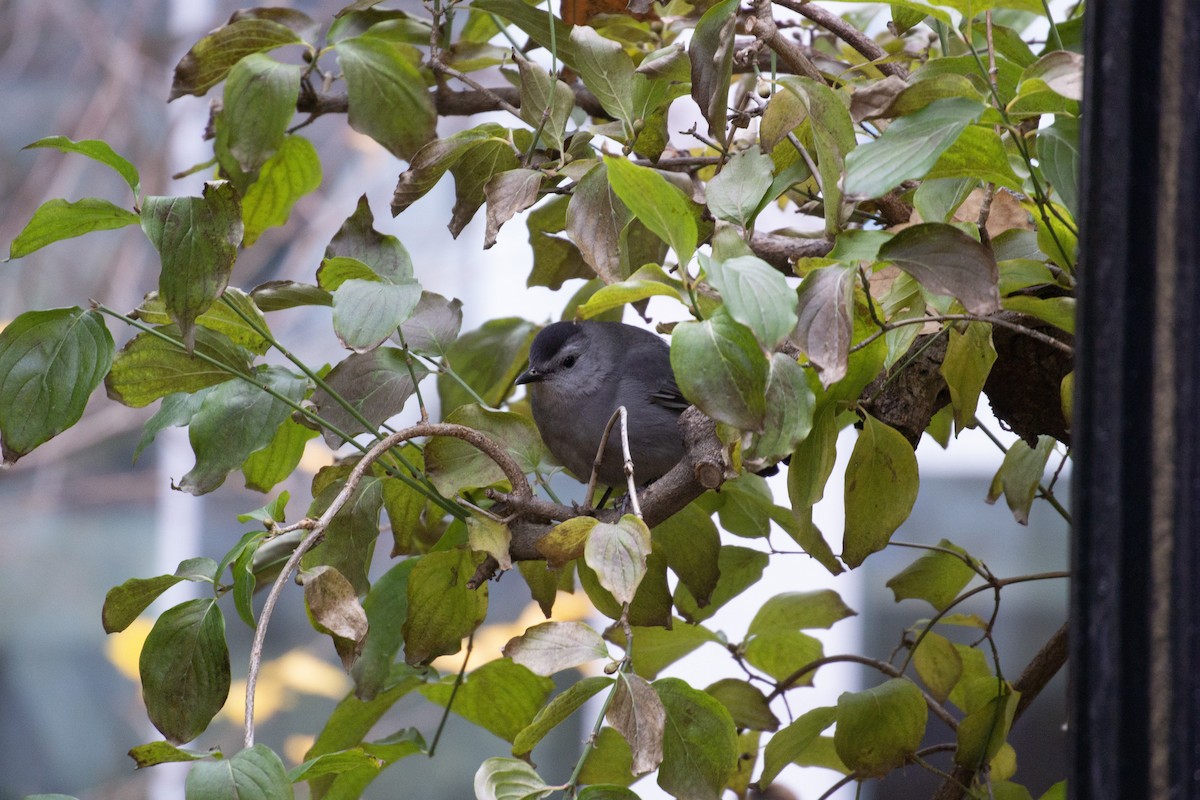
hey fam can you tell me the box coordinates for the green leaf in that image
[171,18,302,99]
[622,621,720,679]
[0,308,114,463]
[886,538,977,610]
[178,367,305,495]
[251,280,333,311]
[1001,295,1075,334]
[571,26,636,132]
[391,126,504,215]
[912,630,963,703]
[513,50,573,154]
[23,135,140,195]
[651,502,720,610]
[914,177,978,224]
[940,321,997,430]
[704,678,779,731]
[577,263,684,318]
[955,682,1019,769]
[403,549,488,664]
[102,574,185,634]
[834,678,927,777]
[878,222,1000,315]
[105,326,251,409]
[128,741,210,769]
[303,472,386,595]
[447,134,523,238]
[987,435,1056,524]
[748,352,816,465]
[604,156,697,266]
[140,599,230,744]
[671,310,769,430]
[327,195,414,282]
[221,53,301,172]
[654,677,737,800]
[706,145,773,228]
[926,126,1023,191]
[470,0,576,64]
[287,749,382,781]
[674,545,768,623]
[437,317,537,412]
[760,705,836,786]
[512,676,614,756]
[748,590,856,634]
[350,558,416,699]
[8,198,139,259]
[1037,118,1080,218]
[133,288,271,355]
[396,291,462,355]
[503,621,610,676]
[421,658,554,742]
[141,182,243,350]
[580,551,672,629]
[242,418,318,493]
[468,513,513,571]
[185,744,293,799]
[473,758,553,800]
[242,135,322,246]
[1018,50,1083,102]
[792,264,856,387]
[842,414,919,568]
[585,515,653,605]
[844,97,985,199]
[777,77,857,234]
[577,787,641,800]
[743,629,823,684]
[336,34,436,159]
[689,0,737,147]
[566,162,631,283]
[526,195,593,290]
[579,727,635,787]
[424,404,547,495]
[332,279,423,353]
[311,348,428,447]
[483,168,544,249]
[705,255,798,351]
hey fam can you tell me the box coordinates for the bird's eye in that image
[562,354,577,368]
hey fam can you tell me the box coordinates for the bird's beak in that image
[515,367,542,385]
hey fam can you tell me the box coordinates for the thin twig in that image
[428,632,473,756]
[244,422,531,747]
[767,653,960,731]
[848,313,1074,357]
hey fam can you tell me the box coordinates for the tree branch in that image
[747,0,826,83]
[773,0,909,79]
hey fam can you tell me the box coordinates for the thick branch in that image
[296,84,608,121]
[747,0,826,83]
[749,231,833,272]
[773,0,909,79]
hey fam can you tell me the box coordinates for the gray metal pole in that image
[1072,1,1200,797]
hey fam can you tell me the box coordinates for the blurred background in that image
[0,1,1069,798]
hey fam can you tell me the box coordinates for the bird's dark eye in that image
[562,354,577,368]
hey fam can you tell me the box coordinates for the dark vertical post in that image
[1073,0,1200,797]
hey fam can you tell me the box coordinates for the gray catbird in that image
[516,320,687,487]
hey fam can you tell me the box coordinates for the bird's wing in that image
[649,373,689,412]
